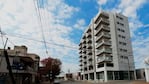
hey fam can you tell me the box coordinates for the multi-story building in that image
[0,45,40,84]
[79,11,135,82]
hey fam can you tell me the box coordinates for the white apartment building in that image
[79,11,135,82]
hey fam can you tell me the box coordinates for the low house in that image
[0,45,40,84]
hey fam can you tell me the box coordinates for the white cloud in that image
[118,0,146,19]
[97,0,107,5]
[132,36,149,68]
[62,62,79,73]
[0,0,81,73]
[74,19,86,30]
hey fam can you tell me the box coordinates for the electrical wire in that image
[33,0,48,55]
[0,27,5,69]
[5,33,78,50]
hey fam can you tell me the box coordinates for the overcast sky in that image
[0,0,149,73]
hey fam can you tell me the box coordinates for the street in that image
[42,80,149,84]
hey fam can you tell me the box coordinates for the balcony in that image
[79,59,83,62]
[95,12,109,24]
[83,55,87,59]
[79,63,83,66]
[79,50,82,54]
[96,40,111,49]
[87,44,92,49]
[83,40,86,43]
[87,51,92,55]
[95,25,110,36]
[96,48,112,55]
[88,56,92,61]
[79,55,82,58]
[79,46,82,50]
[87,28,91,33]
[97,55,112,63]
[87,33,92,38]
[96,32,111,42]
[88,61,93,66]
[82,44,86,48]
[82,50,86,54]
[95,18,109,29]
[86,39,92,43]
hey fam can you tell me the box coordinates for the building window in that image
[97,63,104,68]
[120,48,127,52]
[116,15,123,20]
[118,34,126,39]
[117,22,124,26]
[106,63,114,67]
[119,41,127,46]
[117,28,125,33]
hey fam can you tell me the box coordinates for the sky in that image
[0,0,149,73]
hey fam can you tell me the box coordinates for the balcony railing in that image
[95,25,110,35]
[86,33,92,38]
[95,18,109,29]
[96,32,111,42]
[96,48,112,55]
[96,40,111,49]
[88,62,93,66]
[97,55,112,63]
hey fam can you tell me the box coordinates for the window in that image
[97,63,104,68]
[116,15,123,20]
[118,34,126,39]
[106,63,114,67]
[120,48,127,52]
[117,22,124,26]
[117,28,125,33]
[119,41,127,46]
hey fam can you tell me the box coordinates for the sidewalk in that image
[131,80,149,84]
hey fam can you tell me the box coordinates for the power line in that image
[33,0,48,55]
[5,33,78,50]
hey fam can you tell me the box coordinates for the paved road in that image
[42,80,149,84]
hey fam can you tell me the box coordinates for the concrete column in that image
[83,74,85,80]
[113,71,115,80]
[88,73,90,80]
[104,70,108,82]
[145,68,149,82]
[134,70,137,80]
[104,63,108,82]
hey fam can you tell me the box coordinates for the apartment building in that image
[0,45,40,84]
[79,11,135,82]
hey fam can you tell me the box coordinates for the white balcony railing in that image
[97,55,112,63]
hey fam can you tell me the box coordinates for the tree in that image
[40,57,62,82]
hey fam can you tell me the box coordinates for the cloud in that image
[118,0,146,19]
[97,0,107,5]
[73,19,86,30]
[0,0,81,73]
[132,36,149,68]
[62,62,79,73]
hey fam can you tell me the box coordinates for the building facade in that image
[0,45,40,84]
[79,11,135,82]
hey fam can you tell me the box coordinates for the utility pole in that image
[3,49,16,84]
[0,27,16,84]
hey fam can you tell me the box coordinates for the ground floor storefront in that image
[81,70,135,82]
